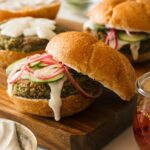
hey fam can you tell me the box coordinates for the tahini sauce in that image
[0,17,56,40]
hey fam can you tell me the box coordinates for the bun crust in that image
[0,50,44,68]
[46,31,136,101]
[0,1,60,22]
[11,95,95,117]
[88,0,150,32]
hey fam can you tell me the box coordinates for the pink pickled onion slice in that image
[33,66,64,80]
[63,66,103,99]
[8,64,27,83]
[7,54,58,83]
[105,29,118,49]
[27,54,41,62]
[8,71,21,84]
[24,65,34,73]
[40,54,53,60]
[40,60,57,65]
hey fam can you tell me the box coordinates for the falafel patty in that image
[120,38,150,55]
[12,70,100,99]
[0,25,66,53]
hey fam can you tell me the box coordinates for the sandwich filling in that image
[0,17,63,53]
[6,54,101,121]
[84,21,150,60]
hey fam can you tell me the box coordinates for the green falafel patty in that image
[0,25,66,53]
[12,69,100,99]
[0,34,48,53]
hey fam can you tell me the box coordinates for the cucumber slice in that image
[30,63,48,70]
[38,63,48,68]
[21,72,30,80]
[18,66,65,83]
[6,57,27,75]
[118,32,148,42]
[34,65,58,78]
[29,73,65,83]
[29,61,40,67]
[94,24,105,31]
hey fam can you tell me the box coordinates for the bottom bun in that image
[11,95,95,117]
[0,50,44,68]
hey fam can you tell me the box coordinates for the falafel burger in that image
[84,0,150,62]
[0,16,64,68]
[6,32,136,121]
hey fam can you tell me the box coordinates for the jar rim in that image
[136,72,150,98]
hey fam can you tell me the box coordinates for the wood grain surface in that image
[0,61,149,150]
[134,61,150,77]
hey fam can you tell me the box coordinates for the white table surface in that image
[103,127,139,150]
[55,2,140,150]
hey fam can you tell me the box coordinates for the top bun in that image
[88,0,150,32]
[0,0,60,21]
[46,31,136,101]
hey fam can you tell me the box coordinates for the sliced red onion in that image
[63,66,103,99]
[33,66,64,80]
[8,64,27,83]
[40,60,57,65]
[24,65,34,74]
[27,54,41,62]
[105,29,118,49]
[40,54,53,59]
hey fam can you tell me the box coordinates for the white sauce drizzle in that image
[130,42,140,60]
[48,77,66,121]
[109,39,140,60]
[0,0,54,11]
[109,39,127,50]
[0,17,56,40]
[7,83,13,97]
[0,120,21,150]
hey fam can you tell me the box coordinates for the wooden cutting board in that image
[0,62,149,150]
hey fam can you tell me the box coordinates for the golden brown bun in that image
[46,31,136,101]
[88,0,150,32]
[0,50,44,69]
[11,95,95,117]
[0,0,60,22]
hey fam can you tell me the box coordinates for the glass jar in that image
[133,72,150,150]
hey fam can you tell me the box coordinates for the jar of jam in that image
[133,72,150,150]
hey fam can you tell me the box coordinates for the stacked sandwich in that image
[0,0,61,68]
